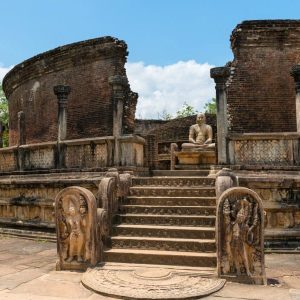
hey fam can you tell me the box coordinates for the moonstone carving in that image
[217,187,266,284]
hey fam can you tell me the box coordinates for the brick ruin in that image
[3,37,137,146]
[0,21,299,276]
[226,20,300,133]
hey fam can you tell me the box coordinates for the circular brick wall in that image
[3,36,136,146]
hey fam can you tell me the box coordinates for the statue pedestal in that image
[175,150,216,165]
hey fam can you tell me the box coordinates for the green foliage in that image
[0,85,9,147]
[204,97,216,114]
[158,102,198,120]
[161,110,173,120]
[175,102,198,118]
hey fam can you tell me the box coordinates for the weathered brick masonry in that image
[3,37,137,146]
[227,20,300,133]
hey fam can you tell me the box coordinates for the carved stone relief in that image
[217,187,266,284]
[55,186,103,271]
[97,177,117,229]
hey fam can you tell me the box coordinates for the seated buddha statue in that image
[181,113,215,151]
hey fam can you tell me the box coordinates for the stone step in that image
[104,248,217,267]
[132,177,215,187]
[125,196,216,206]
[110,236,216,252]
[129,186,216,197]
[115,214,215,227]
[120,205,216,215]
[152,170,210,177]
[0,227,56,242]
[113,224,215,239]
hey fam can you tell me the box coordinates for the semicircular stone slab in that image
[82,267,225,299]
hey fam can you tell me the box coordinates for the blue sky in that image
[1,0,300,118]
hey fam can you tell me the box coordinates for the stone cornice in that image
[3,36,128,98]
[210,67,230,88]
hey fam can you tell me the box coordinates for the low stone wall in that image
[228,133,300,166]
[0,135,145,172]
[237,173,300,248]
[239,175,300,229]
[0,172,104,229]
[64,137,113,169]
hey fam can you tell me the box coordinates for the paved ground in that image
[0,235,299,300]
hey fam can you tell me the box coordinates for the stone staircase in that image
[104,172,217,267]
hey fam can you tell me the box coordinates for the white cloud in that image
[126,60,215,119]
[0,65,13,84]
[1,61,215,120]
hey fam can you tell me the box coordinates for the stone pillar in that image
[109,75,127,165]
[53,85,71,141]
[290,65,300,131]
[210,67,230,164]
[18,111,26,145]
[0,121,4,148]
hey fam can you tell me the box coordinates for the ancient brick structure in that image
[134,119,169,135]
[227,20,300,133]
[2,37,137,146]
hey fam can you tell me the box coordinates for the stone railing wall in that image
[228,133,300,166]
[0,135,145,172]
[0,146,18,172]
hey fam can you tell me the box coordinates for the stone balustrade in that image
[228,132,300,166]
[0,135,145,172]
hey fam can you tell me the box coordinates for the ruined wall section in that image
[3,37,136,146]
[227,20,300,133]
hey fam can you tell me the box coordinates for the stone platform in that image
[0,236,299,300]
[175,151,216,165]
[82,265,225,299]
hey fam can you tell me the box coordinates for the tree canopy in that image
[159,98,216,120]
[204,97,216,114]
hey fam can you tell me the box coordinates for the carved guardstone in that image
[55,186,106,271]
[217,187,266,285]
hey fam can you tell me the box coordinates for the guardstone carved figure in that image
[217,187,266,285]
[55,186,105,271]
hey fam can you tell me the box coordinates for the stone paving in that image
[0,235,299,300]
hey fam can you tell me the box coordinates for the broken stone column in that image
[290,65,300,131]
[17,111,26,171]
[53,85,71,141]
[18,111,26,146]
[55,186,107,271]
[170,143,179,170]
[217,187,266,285]
[210,67,230,164]
[109,75,128,165]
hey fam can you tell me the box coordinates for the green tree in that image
[204,97,216,114]
[161,110,173,120]
[175,102,198,118]
[0,85,9,147]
